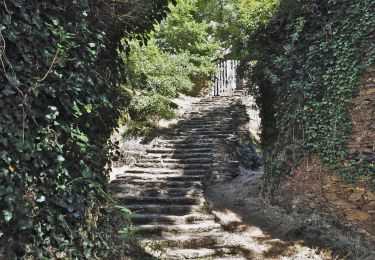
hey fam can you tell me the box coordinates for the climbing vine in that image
[0,0,172,258]
[242,0,375,190]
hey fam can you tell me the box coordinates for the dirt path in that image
[206,168,375,260]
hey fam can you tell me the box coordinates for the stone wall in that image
[275,155,375,237]
[348,66,375,157]
[274,66,375,238]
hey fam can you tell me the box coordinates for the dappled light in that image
[1,0,374,259]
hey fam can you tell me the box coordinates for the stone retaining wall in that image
[275,155,375,237]
[348,66,375,157]
[274,66,375,238]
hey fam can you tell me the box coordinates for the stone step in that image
[117,195,205,206]
[156,140,216,146]
[178,126,232,131]
[172,131,232,136]
[112,187,203,197]
[175,126,233,131]
[156,143,213,149]
[138,232,223,248]
[122,168,209,175]
[133,163,211,169]
[112,180,203,189]
[116,173,206,182]
[145,152,213,160]
[127,205,203,215]
[146,148,213,154]
[165,133,232,139]
[182,115,233,120]
[174,125,232,130]
[154,247,240,259]
[189,112,231,117]
[135,222,221,236]
[139,158,213,164]
[156,138,226,145]
[179,119,232,123]
[132,213,214,225]
[190,110,231,113]
[178,120,233,125]
[180,116,232,120]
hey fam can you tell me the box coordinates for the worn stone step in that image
[189,109,231,112]
[138,232,223,248]
[133,163,211,169]
[139,158,213,164]
[179,117,232,121]
[177,125,232,130]
[179,121,233,126]
[116,173,206,182]
[157,247,240,259]
[112,187,203,197]
[132,213,214,225]
[172,131,232,137]
[122,168,209,175]
[146,148,213,154]
[145,153,213,160]
[156,141,215,147]
[174,125,232,131]
[179,118,232,123]
[157,135,220,140]
[174,127,232,132]
[112,179,203,189]
[135,222,221,236]
[126,205,203,215]
[117,195,205,206]
[156,138,225,145]
[182,115,233,120]
[156,143,213,149]
[189,113,231,117]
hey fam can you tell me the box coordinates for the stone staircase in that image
[111,92,250,259]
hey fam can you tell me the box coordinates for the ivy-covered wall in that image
[0,0,172,258]
[244,0,375,193]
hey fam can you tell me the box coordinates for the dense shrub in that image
[123,0,221,125]
[125,40,195,97]
[129,93,174,121]
[0,0,172,258]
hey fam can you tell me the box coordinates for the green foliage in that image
[126,40,195,97]
[154,0,221,86]
[122,0,221,125]
[240,0,375,189]
[0,0,172,258]
[195,0,279,59]
[129,92,175,121]
[156,0,220,58]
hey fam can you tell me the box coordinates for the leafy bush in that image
[155,0,220,58]
[129,93,174,121]
[0,0,171,258]
[122,0,222,124]
[125,40,195,97]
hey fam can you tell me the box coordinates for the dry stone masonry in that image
[111,91,251,259]
[275,66,375,239]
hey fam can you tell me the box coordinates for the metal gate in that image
[213,60,241,96]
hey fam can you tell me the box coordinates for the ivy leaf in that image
[3,210,12,222]
[36,196,46,203]
[57,155,65,162]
